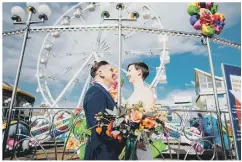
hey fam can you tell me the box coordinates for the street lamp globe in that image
[26,2,39,13]
[37,4,51,20]
[11,6,25,22]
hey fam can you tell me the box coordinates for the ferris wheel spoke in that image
[77,74,92,108]
[98,38,112,53]
[60,64,91,103]
[50,52,93,107]
[99,44,110,53]
[46,55,89,81]
[62,77,81,101]
[97,37,108,51]
[95,19,105,51]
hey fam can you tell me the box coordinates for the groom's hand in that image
[136,141,147,151]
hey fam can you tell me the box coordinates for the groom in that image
[83,61,124,160]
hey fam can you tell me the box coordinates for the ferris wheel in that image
[36,2,170,108]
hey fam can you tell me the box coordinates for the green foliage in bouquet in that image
[150,140,166,158]
[94,101,168,160]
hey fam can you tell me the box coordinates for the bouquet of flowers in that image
[94,102,167,160]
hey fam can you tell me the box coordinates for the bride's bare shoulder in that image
[143,87,153,95]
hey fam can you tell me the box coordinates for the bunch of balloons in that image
[109,68,124,103]
[187,2,225,37]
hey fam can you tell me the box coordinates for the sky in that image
[2,2,241,108]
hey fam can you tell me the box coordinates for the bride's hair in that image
[127,62,149,80]
[90,61,109,78]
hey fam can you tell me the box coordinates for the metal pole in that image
[117,7,122,108]
[221,63,239,160]
[206,36,227,159]
[223,113,233,159]
[2,11,33,159]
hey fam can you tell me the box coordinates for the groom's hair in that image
[127,62,149,80]
[90,61,109,78]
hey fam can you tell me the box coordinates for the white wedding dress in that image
[127,93,153,160]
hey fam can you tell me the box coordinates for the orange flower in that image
[142,117,156,129]
[96,127,102,134]
[107,121,113,130]
[67,139,75,149]
[106,130,112,137]
[130,110,143,123]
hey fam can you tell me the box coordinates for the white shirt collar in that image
[95,81,109,91]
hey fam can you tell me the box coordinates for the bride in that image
[126,62,155,160]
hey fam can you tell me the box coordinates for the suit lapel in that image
[94,83,116,108]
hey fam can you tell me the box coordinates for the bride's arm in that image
[143,89,155,112]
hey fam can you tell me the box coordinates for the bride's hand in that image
[136,141,147,151]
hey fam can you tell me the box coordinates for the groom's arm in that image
[84,86,106,128]
[84,86,123,149]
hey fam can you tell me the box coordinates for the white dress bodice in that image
[126,93,154,160]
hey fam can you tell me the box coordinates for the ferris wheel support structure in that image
[3,25,241,49]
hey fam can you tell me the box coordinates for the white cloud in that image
[157,88,197,105]
[2,2,240,107]
[185,81,195,87]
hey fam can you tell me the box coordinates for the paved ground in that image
[4,147,79,160]
[4,145,233,160]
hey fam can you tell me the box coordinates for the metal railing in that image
[2,106,235,160]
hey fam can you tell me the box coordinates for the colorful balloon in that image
[199,2,206,8]
[187,5,199,16]
[187,2,225,37]
[206,2,213,9]
[193,19,201,30]
[190,15,199,26]
[201,24,215,37]
[210,4,218,14]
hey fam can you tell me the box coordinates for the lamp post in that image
[2,3,51,159]
[101,3,140,109]
[202,37,227,160]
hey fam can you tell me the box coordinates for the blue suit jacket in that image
[83,83,124,160]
